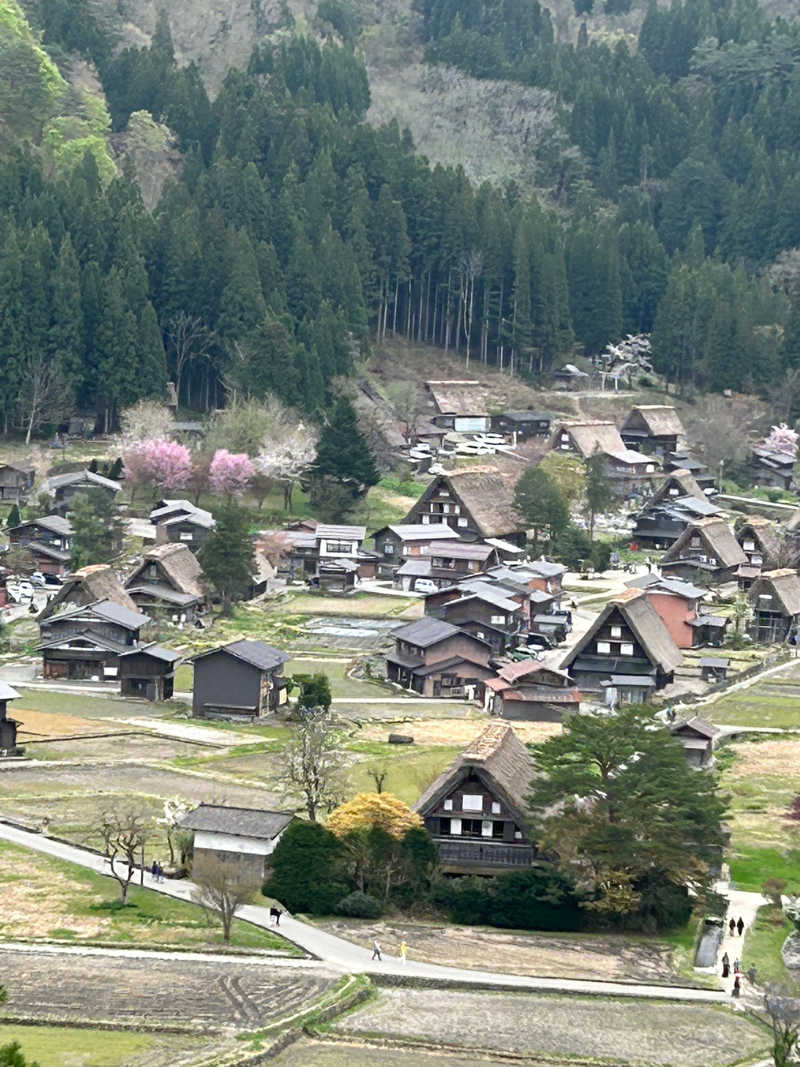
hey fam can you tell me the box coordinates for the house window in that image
[383,543,394,555]
[180,532,193,541]
[325,540,355,553]
[444,798,453,811]
[421,515,429,524]
[461,819,483,837]
[476,631,485,640]
[458,518,468,528]
[751,553,763,566]
[440,817,450,834]
[442,504,450,514]
[481,820,493,837]
[690,537,700,548]
[561,433,569,443]
[491,801,500,814]
[493,821,504,838]
[514,829,522,840]
[620,642,634,656]
[597,641,611,654]
[610,625,622,638]
[453,505,460,515]
[462,794,483,812]
[669,487,679,496]
[742,540,755,551]
[450,818,462,835]
[491,614,505,625]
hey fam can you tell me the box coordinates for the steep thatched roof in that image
[548,420,626,458]
[39,564,137,621]
[127,543,205,599]
[650,468,706,505]
[662,518,747,570]
[737,516,782,566]
[426,380,491,415]
[748,569,800,617]
[442,469,521,539]
[562,588,682,674]
[622,405,685,438]
[413,722,534,817]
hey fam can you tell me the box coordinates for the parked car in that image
[29,572,46,588]
[414,579,438,594]
[526,632,554,651]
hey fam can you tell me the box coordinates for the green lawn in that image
[346,743,459,804]
[0,840,294,953]
[0,1026,208,1066]
[706,668,800,729]
[285,658,392,700]
[742,905,798,986]
[15,688,175,721]
[729,846,800,894]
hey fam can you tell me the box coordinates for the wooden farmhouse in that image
[747,569,800,643]
[180,804,294,883]
[664,450,716,494]
[8,515,72,576]
[483,660,580,722]
[735,517,781,587]
[431,583,526,653]
[42,469,121,512]
[404,470,524,544]
[670,715,719,770]
[425,380,491,433]
[413,722,537,874]
[491,411,551,441]
[371,522,460,578]
[395,541,500,591]
[118,643,180,701]
[192,640,289,720]
[561,588,682,702]
[0,682,20,754]
[39,564,137,622]
[548,419,657,495]
[387,617,493,698]
[749,443,795,490]
[125,543,207,622]
[0,463,34,503]
[620,405,685,459]
[155,508,216,548]
[38,600,150,680]
[660,517,746,585]
[633,469,722,550]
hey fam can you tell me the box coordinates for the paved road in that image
[0,820,728,1003]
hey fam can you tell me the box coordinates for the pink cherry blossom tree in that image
[123,438,193,501]
[208,449,255,499]
[764,423,799,457]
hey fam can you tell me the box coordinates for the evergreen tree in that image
[68,488,124,569]
[197,504,255,613]
[513,465,569,551]
[312,396,379,497]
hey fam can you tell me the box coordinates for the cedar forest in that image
[2,0,800,434]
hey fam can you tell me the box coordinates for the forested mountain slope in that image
[1,0,800,439]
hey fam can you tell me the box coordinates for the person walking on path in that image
[732,975,741,998]
[151,860,158,881]
[737,916,744,936]
[274,908,282,927]
[733,957,740,973]
[721,953,730,978]
[371,939,382,961]
[399,940,408,964]
[729,918,736,936]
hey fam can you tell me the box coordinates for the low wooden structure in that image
[118,644,180,701]
[0,463,34,503]
[180,804,294,883]
[483,661,580,722]
[192,640,289,720]
[0,682,20,754]
[387,617,492,698]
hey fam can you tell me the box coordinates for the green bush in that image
[622,872,693,933]
[336,891,382,918]
[264,821,348,915]
[433,866,588,931]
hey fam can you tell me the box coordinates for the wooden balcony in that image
[434,838,534,871]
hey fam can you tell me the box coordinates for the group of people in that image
[371,938,407,963]
[722,915,751,999]
[150,861,165,882]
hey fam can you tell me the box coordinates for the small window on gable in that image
[458,518,468,527]
[491,801,500,814]
[444,798,453,811]
[462,794,483,812]
[610,625,622,638]
[597,641,611,654]
[620,642,634,656]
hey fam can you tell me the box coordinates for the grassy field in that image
[742,905,797,985]
[0,840,292,952]
[706,668,800,729]
[0,1026,207,1066]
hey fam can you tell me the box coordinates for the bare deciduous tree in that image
[255,422,317,510]
[385,381,422,444]
[763,984,800,1067]
[119,399,176,447]
[98,810,148,905]
[15,355,73,445]
[278,710,347,822]
[192,858,259,942]
[167,313,212,408]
